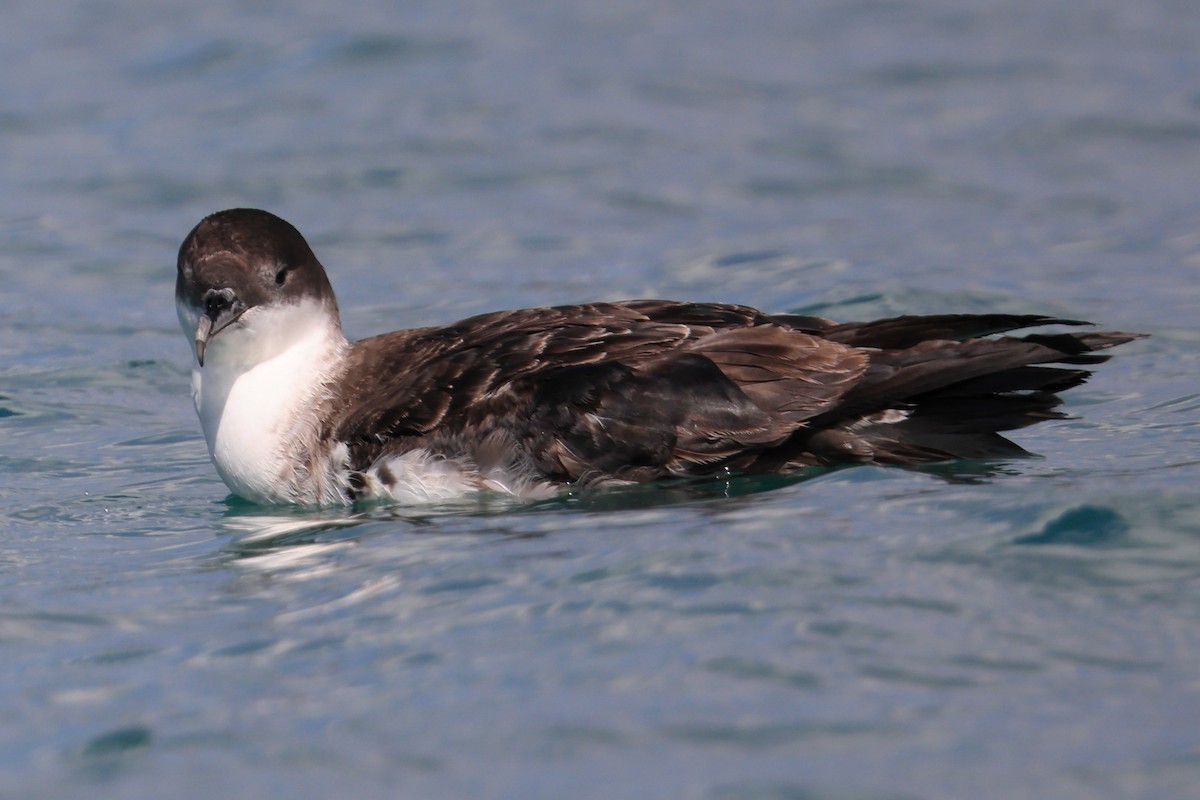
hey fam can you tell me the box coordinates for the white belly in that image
[187,300,349,505]
[182,299,561,506]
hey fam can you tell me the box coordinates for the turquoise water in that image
[3,0,1199,797]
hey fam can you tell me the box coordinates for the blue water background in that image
[2,1,1199,798]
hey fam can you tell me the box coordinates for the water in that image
[2,0,1199,797]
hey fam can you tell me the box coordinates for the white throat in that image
[179,298,349,504]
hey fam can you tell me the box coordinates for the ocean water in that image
[2,0,1199,798]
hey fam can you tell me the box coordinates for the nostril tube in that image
[202,287,236,318]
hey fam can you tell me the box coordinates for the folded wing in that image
[325,303,1141,485]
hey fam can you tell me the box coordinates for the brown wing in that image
[325,301,868,481]
[324,302,1142,483]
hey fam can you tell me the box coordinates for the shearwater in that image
[176,208,1142,506]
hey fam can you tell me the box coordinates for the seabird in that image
[176,208,1142,506]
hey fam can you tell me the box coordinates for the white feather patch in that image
[181,297,347,505]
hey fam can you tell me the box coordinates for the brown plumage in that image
[177,208,1144,505]
[324,302,1139,489]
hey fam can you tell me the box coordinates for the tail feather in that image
[750,317,1145,470]
[788,313,1088,349]
[927,365,1091,397]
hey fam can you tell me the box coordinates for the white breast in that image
[180,299,563,506]
[181,298,349,505]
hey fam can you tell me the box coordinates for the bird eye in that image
[275,268,288,286]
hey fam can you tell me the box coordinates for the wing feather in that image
[318,301,1142,483]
